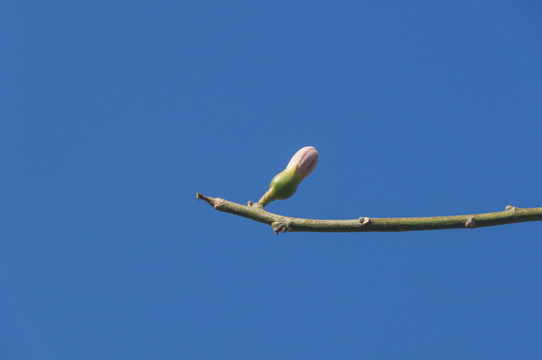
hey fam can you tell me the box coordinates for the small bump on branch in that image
[272,222,292,234]
[465,216,476,229]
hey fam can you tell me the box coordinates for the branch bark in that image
[196,193,542,234]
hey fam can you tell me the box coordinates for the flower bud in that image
[258,146,319,207]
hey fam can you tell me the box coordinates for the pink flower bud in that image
[257,146,319,207]
[286,146,319,179]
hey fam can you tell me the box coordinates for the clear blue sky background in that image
[2,0,541,359]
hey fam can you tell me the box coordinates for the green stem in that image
[257,189,274,207]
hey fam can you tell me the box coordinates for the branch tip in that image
[195,193,226,209]
[196,192,214,205]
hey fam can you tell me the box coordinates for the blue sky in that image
[2,0,542,359]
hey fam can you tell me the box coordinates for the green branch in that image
[196,193,542,234]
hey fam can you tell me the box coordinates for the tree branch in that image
[196,193,542,234]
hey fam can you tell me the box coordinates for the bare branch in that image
[196,193,542,234]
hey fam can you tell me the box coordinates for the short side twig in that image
[197,193,542,234]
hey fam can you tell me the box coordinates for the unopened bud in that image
[258,146,319,207]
